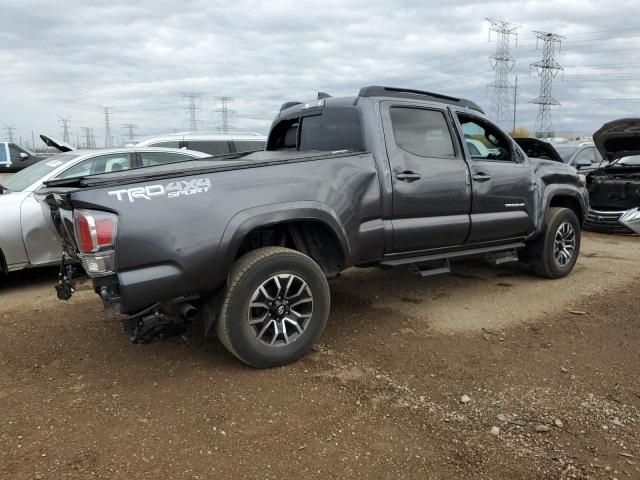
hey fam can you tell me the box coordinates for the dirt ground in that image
[1,231,639,479]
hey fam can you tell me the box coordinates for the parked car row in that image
[583,119,640,234]
[1,87,638,369]
[0,147,217,274]
[512,133,640,234]
[0,142,48,173]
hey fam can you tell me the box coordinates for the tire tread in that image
[216,247,327,368]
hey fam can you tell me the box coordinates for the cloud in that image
[0,0,639,146]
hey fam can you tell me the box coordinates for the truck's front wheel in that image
[524,207,581,279]
[216,247,330,368]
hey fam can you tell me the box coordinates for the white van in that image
[134,131,266,155]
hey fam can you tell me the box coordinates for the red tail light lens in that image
[73,209,118,253]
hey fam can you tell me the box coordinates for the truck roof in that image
[278,85,484,116]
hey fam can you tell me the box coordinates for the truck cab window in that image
[457,114,513,162]
[267,108,364,152]
[389,107,455,158]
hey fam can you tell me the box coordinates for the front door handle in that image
[396,171,422,182]
[472,173,491,182]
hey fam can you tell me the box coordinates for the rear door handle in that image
[472,173,491,182]
[396,171,422,182]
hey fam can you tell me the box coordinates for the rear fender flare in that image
[214,201,351,284]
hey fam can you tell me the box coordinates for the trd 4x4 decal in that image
[107,178,212,203]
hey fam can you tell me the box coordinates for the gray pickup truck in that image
[40,86,589,367]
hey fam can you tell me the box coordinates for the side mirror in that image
[19,152,29,160]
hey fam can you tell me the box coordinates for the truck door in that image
[454,112,535,243]
[381,103,471,252]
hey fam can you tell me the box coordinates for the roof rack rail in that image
[357,86,484,113]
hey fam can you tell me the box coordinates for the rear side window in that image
[390,107,455,158]
[149,141,180,149]
[466,141,481,156]
[234,140,265,152]
[575,147,596,165]
[140,152,193,166]
[57,153,132,179]
[0,144,7,165]
[9,145,26,162]
[267,107,364,152]
[186,141,231,155]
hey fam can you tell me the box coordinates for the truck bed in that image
[44,150,363,189]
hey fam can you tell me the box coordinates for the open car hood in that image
[39,134,75,152]
[512,137,563,163]
[593,118,640,162]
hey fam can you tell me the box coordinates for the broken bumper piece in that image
[620,207,640,234]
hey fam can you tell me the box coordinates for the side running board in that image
[380,242,525,277]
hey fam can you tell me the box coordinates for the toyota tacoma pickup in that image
[39,86,589,368]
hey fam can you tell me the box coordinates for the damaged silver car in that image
[584,118,640,234]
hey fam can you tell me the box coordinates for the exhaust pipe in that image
[179,303,198,321]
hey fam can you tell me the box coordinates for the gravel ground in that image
[1,231,639,479]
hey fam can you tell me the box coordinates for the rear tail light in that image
[74,209,118,254]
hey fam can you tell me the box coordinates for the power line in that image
[58,116,71,143]
[214,96,235,132]
[103,107,113,148]
[530,31,565,138]
[181,92,201,131]
[487,18,519,130]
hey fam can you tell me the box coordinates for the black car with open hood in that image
[584,118,640,234]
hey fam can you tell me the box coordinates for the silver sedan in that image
[0,147,212,274]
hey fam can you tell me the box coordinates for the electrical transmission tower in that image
[122,123,138,142]
[103,107,113,148]
[214,96,235,132]
[530,31,565,138]
[81,127,95,149]
[58,116,72,143]
[181,93,202,131]
[3,125,16,143]
[487,18,519,131]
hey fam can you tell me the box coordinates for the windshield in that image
[618,155,640,166]
[553,145,578,161]
[2,153,81,192]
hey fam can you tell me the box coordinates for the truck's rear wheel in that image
[216,247,330,368]
[524,207,581,279]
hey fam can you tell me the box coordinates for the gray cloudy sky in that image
[1,0,639,146]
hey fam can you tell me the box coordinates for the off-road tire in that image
[524,207,581,279]
[216,247,330,368]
